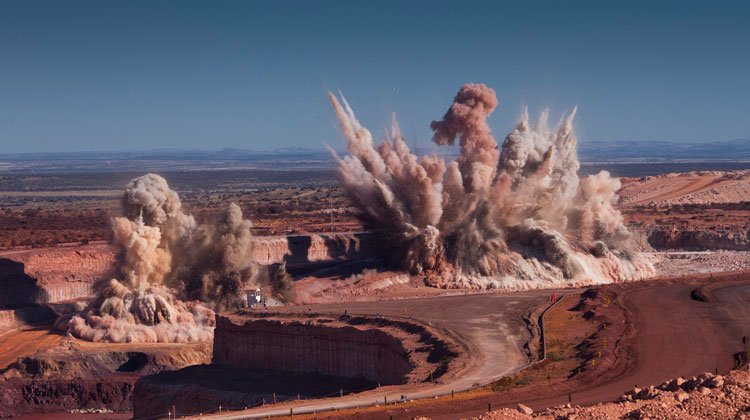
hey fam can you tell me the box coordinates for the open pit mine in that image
[0,173,380,417]
[5,85,750,420]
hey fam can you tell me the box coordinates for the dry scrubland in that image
[5,168,750,254]
[0,170,359,249]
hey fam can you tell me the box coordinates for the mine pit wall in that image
[0,310,16,331]
[39,282,94,303]
[0,245,115,307]
[0,233,375,308]
[648,228,750,251]
[0,258,96,307]
[0,378,135,418]
[0,307,56,331]
[213,315,414,385]
[0,259,45,308]
[250,232,374,266]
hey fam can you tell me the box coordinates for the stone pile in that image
[619,371,726,403]
[467,369,750,420]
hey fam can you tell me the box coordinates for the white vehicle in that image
[247,287,262,307]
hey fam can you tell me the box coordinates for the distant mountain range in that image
[1,140,750,173]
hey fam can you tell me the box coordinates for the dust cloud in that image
[59,174,257,343]
[330,83,654,289]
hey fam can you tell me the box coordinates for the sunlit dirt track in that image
[621,175,722,205]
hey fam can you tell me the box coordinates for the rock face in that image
[7,344,212,380]
[0,259,45,308]
[0,378,134,418]
[213,314,413,385]
[0,245,115,307]
[0,307,56,331]
[0,233,375,308]
[648,227,750,251]
[250,232,374,266]
[0,310,14,330]
[132,365,376,419]
[0,341,211,418]
[133,312,461,419]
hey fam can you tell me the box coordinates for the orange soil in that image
[0,326,64,370]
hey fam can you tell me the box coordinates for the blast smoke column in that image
[60,174,258,343]
[330,83,654,289]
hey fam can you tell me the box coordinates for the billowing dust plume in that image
[59,174,257,343]
[330,83,654,290]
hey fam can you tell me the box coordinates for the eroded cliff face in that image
[250,232,374,266]
[0,233,375,308]
[0,307,56,331]
[648,228,750,251]
[132,312,462,419]
[0,377,134,418]
[0,259,45,308]
[132,365,375,419]
[213,314,414,386]
[0,245,115,307]
[0,342,212,418]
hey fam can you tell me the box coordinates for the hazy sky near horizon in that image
[1,0,748,153]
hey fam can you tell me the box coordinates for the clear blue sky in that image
[1,0,748,153]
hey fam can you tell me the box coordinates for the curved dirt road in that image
[620,174,725,206]
[185,291,554,420]
[192,278,750,420]
[428,279,750,419]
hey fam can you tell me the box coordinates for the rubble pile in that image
[470,370,750,420]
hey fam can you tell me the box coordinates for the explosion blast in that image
[330,83,654,289]
[59,174,257,343]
